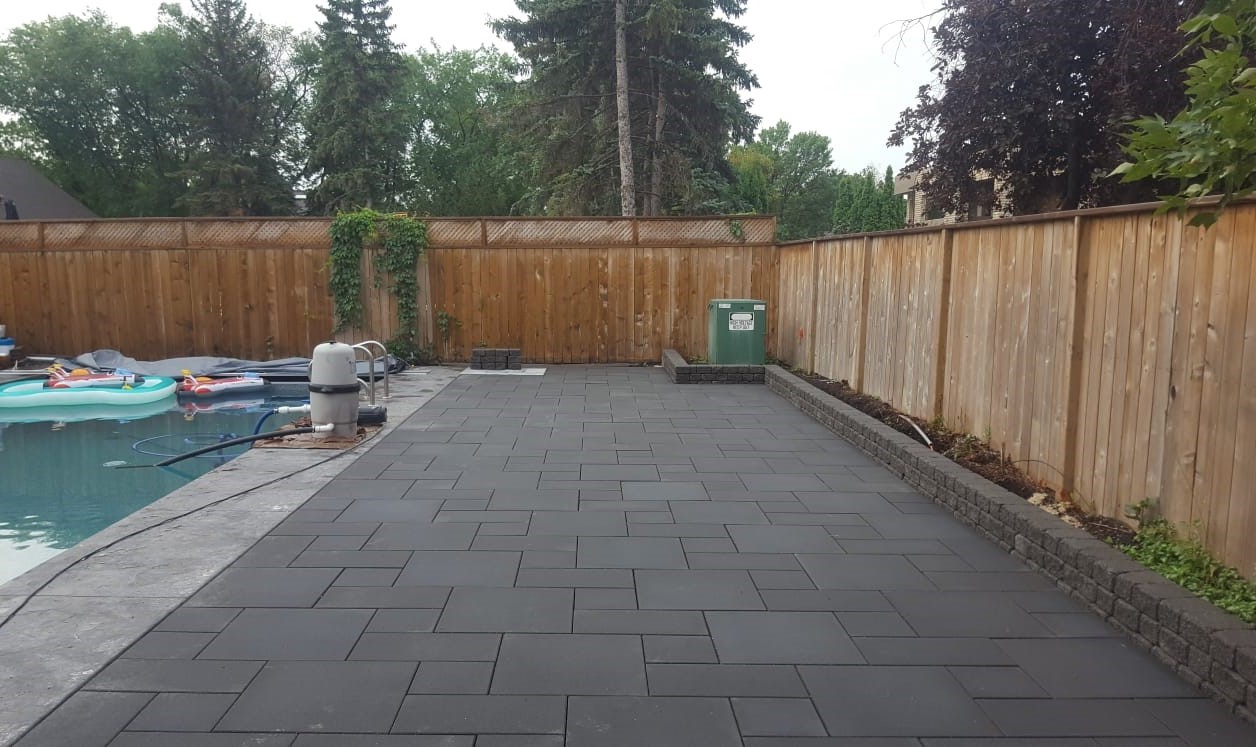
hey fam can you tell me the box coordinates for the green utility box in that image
[706,298,767,364]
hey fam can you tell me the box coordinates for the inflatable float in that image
[0,368,177,408]
[178,370,268,398]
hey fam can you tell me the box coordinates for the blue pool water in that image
[0,391,307,585]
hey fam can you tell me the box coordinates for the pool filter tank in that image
[309,341,359,438]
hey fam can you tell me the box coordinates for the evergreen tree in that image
[305,0,408,214]
[495,0,758,215]
[832,167,905,234]
[172,0,295,215]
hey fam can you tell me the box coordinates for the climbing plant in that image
[327,210,428,361]
[375,213,428,360]
[328,209,376,330]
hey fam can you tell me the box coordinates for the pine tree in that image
[305,0,408,214]
[174,0,294,215]
[494,0,758,215]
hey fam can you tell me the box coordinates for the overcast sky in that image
[0,0,942,172]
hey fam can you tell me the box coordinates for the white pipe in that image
[311,422,335,433]
[276,404,311,415]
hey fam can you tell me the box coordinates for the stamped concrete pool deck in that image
[3,365,1255,745]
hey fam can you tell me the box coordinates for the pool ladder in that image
[351,340,390,405]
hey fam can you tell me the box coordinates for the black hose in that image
[154,426,315,467]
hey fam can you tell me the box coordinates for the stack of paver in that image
[470,347,522,370]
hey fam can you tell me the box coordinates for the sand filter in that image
[308,341,359,438]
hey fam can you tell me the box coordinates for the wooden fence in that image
[2,206,1254,575]
[0,216,776,363]
[775,201,1256,577]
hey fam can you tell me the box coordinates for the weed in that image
[1119,519,1256,624]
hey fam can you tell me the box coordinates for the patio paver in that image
[10,366,1256,745]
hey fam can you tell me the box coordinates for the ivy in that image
[1120,518,1256,624]
[328,210,428,359]
[328,209,376,330]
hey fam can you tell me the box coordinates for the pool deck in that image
[3,365,1254,745]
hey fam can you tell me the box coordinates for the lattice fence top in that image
[0,216,778,251]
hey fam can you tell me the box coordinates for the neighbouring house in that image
[895,171,1012,227]
[0,158,96,219]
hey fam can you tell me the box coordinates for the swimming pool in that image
[0,391,307,585]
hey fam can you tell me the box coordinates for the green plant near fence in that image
[328,209,429,360]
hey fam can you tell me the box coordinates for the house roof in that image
[0,158,96,219]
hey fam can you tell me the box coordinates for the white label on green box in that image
[753,304,766,311]
[718,303,732,309]
[729,312,754,331]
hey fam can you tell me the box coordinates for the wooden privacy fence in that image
[2,206,1254,575]
[775,201,1256,577]
[0,216,776,363]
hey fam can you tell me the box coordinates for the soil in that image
[794,372,1136,546]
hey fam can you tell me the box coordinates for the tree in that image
[494,0,758,215]
[170,0,297,215]
[832,166,906,234]
[1115,1,1256,226]
[890,0,1203,217]
[0,13,191,216]
[727,121,838,240]
[404,45,528,216]
[614,0,636,216]
[305,0,408,214]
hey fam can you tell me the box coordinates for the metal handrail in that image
[351,340,390,404]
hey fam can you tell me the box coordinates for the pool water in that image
[0,393,307,585]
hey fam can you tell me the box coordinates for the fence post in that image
[807,239,819,374]
[855,235,873,390]
[932,228,954,420]
[1061,215,1089,504]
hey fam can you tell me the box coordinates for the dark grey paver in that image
[835,611,916,637]
[395,551,520,587]
[338,500,443,523]
[334,568,402,586]
[198,608,372,660]
[946,667,1050,699]
[798,554,935,590]
[706,611,864,664]
[514,568,635,588]
[85,660,263,693]
[409,661,495,694]
[13,691,152,747]
[573,609,708,634]
[643,635,719,663]
[472,737,563,747]
[622,482,708,500]
[885,592,1051,638]
[576,537,686,569]
[232,535,315,567]
[437,588,573,633]
[729,525,844,553]
[995,639,1198,698]
[126,693,237,732]
[646,664,808,696]
[669,502,768,524]
[854,638,1013,666]
[121,631,215,659]
[109,735,295,747]
[186,568,339,608]
[801,666,1000,737]
[350,633,501,661]
[316,586,450,609]
[217,661,415,732]
[566,696,740,747]
[732,697,828,737]
[293,737,472,746]
[758,589,894,611]
[636,569,764,610]
[152,607,241,633]
[392,695,565,734]
[364,522,482,552]
[977,699,1174,737]
[290,550,413,568]
[491,634,646,695]
[528,511,626,536]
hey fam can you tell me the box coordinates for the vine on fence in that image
[328,210,429,361]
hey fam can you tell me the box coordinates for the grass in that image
[1120,518,1256,625]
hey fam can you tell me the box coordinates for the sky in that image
[0,0,942,172]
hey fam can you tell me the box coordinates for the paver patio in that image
[13,366,1256,745]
